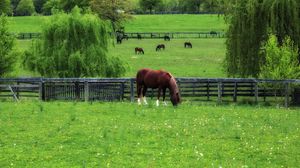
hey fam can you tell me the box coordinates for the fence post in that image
[39,81,45,101]
[75,82,80,101]
[206,82,210,101]
[218,82,222,103]
[84,81,89,102]
[130,78,135,102]
[285,82,290,108]
[255,82,259,103]
[16,82,20,99]
[233,82,237,102]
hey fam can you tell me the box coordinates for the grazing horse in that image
[137,34,142,40]
[210,31,218,37]
[116,35,123,44]
[136,68,181,106]
[135,47,144,54]
[164,35,170,41]
[156,44,165,51]
[184,42,192,48]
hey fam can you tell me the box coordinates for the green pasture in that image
[13,38,226,77]
[0,102,299,167]
[7,14,226,33]
[126,14,226,32]
[111,38,226,77]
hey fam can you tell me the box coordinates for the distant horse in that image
[184,42,192,48]
[136,68,181,106]
[164,35,170,41]
[210,31,218,37]
[156,44,165,51]
[116,35,123,44]
[137,34,142,40]
[135,47,144,54]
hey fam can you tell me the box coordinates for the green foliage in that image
[90,0,132,31]
[0,0,11,15]
[33,0,47,13]
[139,0,162,13]
[10,0,20,14]
[224,0,300,78]
[0,102,299,167]
[260,35,300,80]
[23,7,125,77]
[60,0,90,12]
[0,15,16,77]
[16,0,35,16]
[42,0,60,15]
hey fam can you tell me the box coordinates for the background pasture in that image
[7,15,225,33]
[0,102,299,167]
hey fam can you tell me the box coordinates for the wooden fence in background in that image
[15,32,225,40]
[1,78,300,107]
[124,32,225,39]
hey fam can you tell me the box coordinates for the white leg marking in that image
[143,97,148,105]
[156,100,160,106]
[163,101,167,106]
[138,98,141,105]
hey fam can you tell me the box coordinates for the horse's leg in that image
[142,87,148,105]
[162,88,167,106]
[156,88,162,106]
[137,84,143,105]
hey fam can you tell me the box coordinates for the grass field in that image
[13,38,226,77]
[110,38,226,77]
[7,14,226,33]
[0,102,299,167]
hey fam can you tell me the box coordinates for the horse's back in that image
[136,68,171,88]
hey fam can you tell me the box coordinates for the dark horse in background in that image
[136,68,181,106]
[164,35,170,41]
[135,47,144,54]
[156,44,165,51]
[184,42,192,48]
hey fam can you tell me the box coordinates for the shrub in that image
[260,34,300,80]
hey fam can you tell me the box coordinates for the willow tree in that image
[224,0,300,78]
[23,7,125,77]
[0,15,16,77]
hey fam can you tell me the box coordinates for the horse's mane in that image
[167,73,179,94]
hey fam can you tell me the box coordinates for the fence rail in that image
[1,78,300,107]
[15,32,225,40]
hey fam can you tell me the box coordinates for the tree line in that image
[0,0,223,16]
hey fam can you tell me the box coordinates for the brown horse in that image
[136,68,181,106]
[135,47,144,54]
[156,44,165,51]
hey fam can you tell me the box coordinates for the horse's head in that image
[169,77,181,106]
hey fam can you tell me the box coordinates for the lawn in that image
[8,14,226,33]
[0,102,299,167]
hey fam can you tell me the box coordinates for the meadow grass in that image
[13,38,226,77]
[0,101,299,167]
[107,38,225,77]
[7,14,226,33]
[125,14,226,32]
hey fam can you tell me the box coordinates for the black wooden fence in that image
[1,78,300,107]
[15,32,225,40]
[124,32,225,39]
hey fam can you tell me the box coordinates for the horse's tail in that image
[142,49,144,54]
